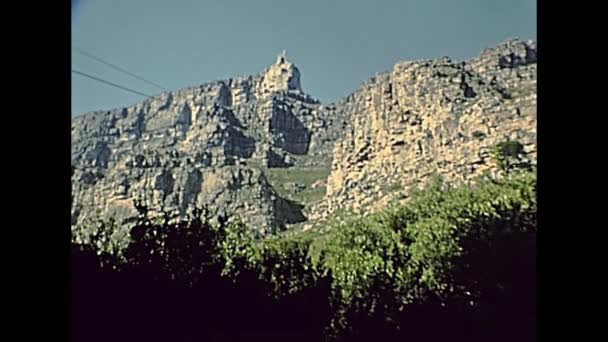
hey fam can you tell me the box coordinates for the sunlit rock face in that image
[72,39,537,241]
[260,52,302,95]
[71,51,343,242]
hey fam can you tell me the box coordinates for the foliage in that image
[72,215,129,261]
[72,170,537,341]
[122,208,228,286]
[302,170,536,336]
[472,130,486,140]
[264,166,331,204]
[382,182,404,193]
[216,170,536,339]
[491,138,530,173]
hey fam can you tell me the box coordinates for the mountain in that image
[71,38,536,244]
[315,39,536,223]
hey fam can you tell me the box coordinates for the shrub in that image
[72,170,537,341]
[472,130,486,140]
[218,170,537,340]
[491,138,529,173]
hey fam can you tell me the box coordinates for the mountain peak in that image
[260,51,302,95]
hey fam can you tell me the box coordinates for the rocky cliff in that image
[71,38,536,242]
[71,52,349,242]
[313,39,537,222]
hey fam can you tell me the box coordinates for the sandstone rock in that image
[315,39,537,222]
[72,52,340,242]
[72,39,536,242]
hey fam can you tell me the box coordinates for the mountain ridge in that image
[71,38,536,244]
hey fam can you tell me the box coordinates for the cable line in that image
[73,47,167,91]
[72,69,152,97]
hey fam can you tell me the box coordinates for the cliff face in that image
[71,53,349,241]
[72,38,536,241]
[314,39,536,220]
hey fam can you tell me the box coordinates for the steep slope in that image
[71,53,350,241]
[71,38,537,241]
[310,39,536,223]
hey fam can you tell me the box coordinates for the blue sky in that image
[72,0,536,117]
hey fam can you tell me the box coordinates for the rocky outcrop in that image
[71,164,302,243]
[311,39,536,221]
[72,38,537,241]
[71,52,348,242]
[260,51,302,94]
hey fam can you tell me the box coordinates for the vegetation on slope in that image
[72,167,536,342]
[263,166,331,204]
[222,169,536,338]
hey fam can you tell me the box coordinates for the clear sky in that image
[71,0,536,117]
